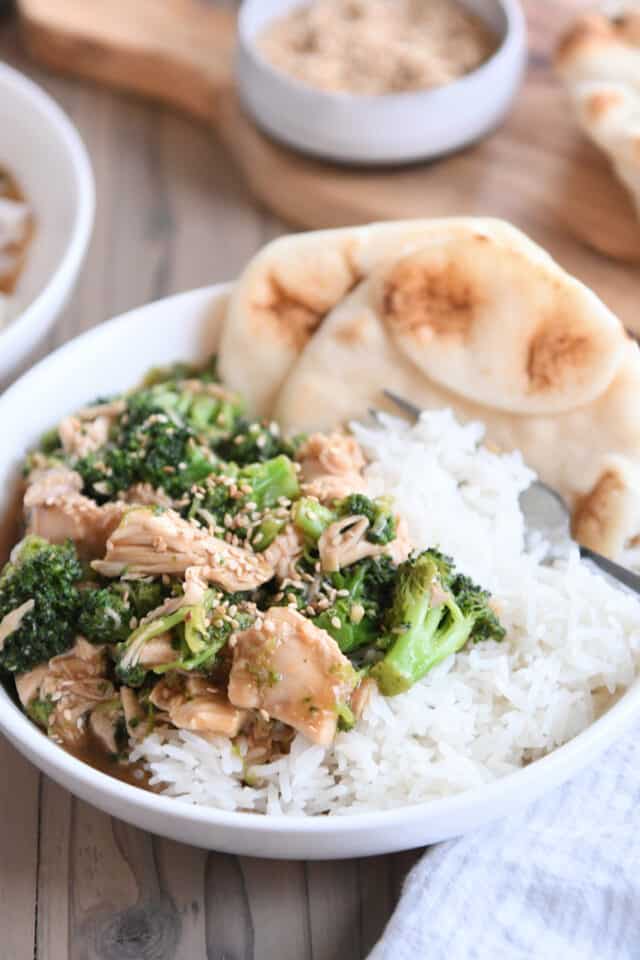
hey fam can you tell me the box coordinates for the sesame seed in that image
[330,616,342,629]
[256,436,267,449]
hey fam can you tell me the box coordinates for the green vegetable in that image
[78,580,165,645]
[313,556,397,654]
[292,497,336,543]
[0,537,83,674]
[371,550,505,696]
[213,417,297,466]
[27,696,54,730]
[338,494,397,545]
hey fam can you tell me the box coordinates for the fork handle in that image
[579,546,640,595]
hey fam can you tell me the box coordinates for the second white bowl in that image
[0,62,94,383]
[236,0,527,165]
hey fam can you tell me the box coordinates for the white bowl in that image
[0,285,639,859]
[0,62,94,384]
[236,0,527,165]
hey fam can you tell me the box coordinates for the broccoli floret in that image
[292,497,336,543]
[313,556,397,654]
[0,537,83,674]
[213,418,289,465]
[27,696,54,730]
[371,550,504,696]
[192,455,299,537]
[114,589,254,684]
[78,580,165,645]
[338,494,397,545]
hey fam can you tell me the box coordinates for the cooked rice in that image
[131,411,640,815]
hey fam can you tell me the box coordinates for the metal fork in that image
[382,389,640,595]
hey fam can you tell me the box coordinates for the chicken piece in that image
[58,398,125,459]
[24,466,126,559]
[137,631,176,668]
[262,524,304,581]
[89,700,124,754]
[31,638,116,747]
[149,675,247,737]
[297,431,367,504]
[318,516,386,573]
[119,483,175,509]
[350,678,376,720]
[92,507,274,591]
[59,415,111,459]
[297,432,366,481]
[15,663,48,708]
[242,712,295,764]
[228,607,358,747]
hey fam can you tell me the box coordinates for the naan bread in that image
[218,218,559,417]
[556,11,640,218]
[268,222,640,558]
[375,233,623,414]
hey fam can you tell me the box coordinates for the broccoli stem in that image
[292,498,336,542]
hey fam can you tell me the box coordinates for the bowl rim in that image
[237,0,526,107]
[1,283,640,839]
[0,61,95,354]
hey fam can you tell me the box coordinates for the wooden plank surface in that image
[0,14,420,960]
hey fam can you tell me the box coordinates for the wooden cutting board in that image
[15,0,640,330]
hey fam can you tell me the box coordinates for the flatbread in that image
[218,218,559,417]
[556,12,640,219]
[374,232,624,414]
[269,224,640,558]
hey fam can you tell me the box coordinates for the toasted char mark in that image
[572,469,626,548]
[526,327,591,392]
[383,257,476,342]
[251,253,362,352]
[586,89,625,123]
[253,274,323,350]
[614,12,640,45]
[335,311,369,346]
[555,14,614,67]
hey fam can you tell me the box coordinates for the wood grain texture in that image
[16,0,640,266]
[0,15,415,960]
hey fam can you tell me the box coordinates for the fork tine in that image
[383,390,421,421]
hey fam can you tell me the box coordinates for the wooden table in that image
[0,14,422,960]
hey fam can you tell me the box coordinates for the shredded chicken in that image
[228,606,358,746]
[150,675,247,737]
[92,507,274,591]
[19,638,116,747]
[297,431,367,503]
[89,700,123,754]
[387,515,412,566]
[262,524,304,581]
[58,415,111,459]
[0,598,34,651]
[351,678,376,720]
[24,466,126,559]
[119,483,175,509]
[137,631,176,668]
[318,515,386,573]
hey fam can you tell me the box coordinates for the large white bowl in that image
[236,0,526,165]
[1,286,639,859]
[0,62,94,384]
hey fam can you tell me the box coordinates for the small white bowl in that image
[0,285,639,859]
[236,0,527,165]
[0,62,94,384]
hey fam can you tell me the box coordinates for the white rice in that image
[131,410,640,815]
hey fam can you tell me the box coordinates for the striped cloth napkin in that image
[369,730,639,960]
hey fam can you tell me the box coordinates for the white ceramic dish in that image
[0,285,639,859]
[0,62,94,384]
[236,0,527,165]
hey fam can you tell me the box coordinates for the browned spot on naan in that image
[382,257,476,341]
[335,312,369,346]
[572,469,626,548]
[527,326,592,392]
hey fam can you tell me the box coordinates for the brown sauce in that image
[67,738,158,793]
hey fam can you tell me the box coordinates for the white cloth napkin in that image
[369,731,640,960]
